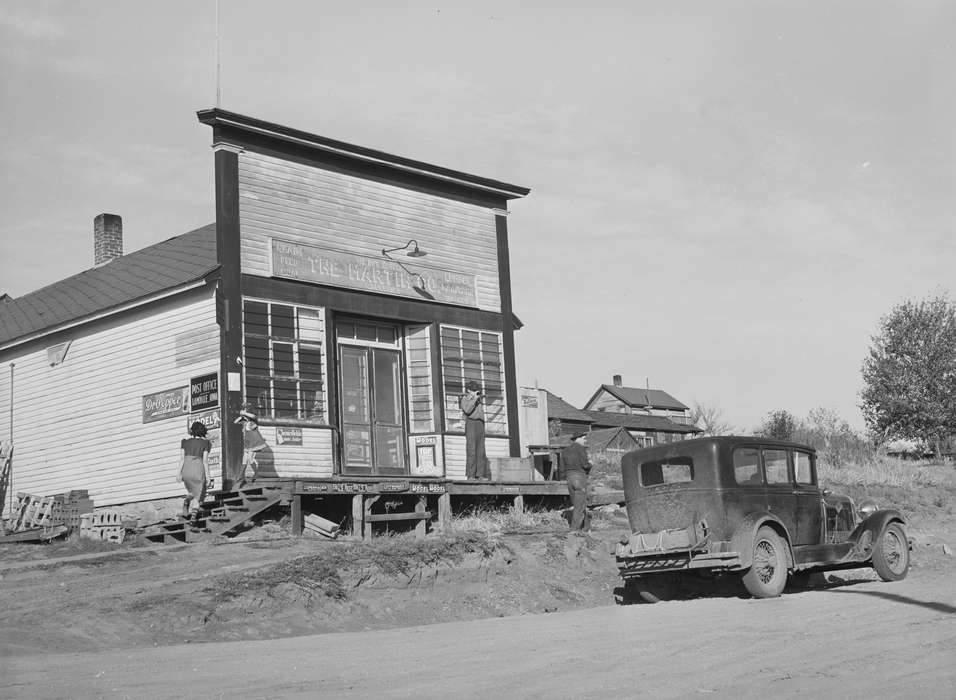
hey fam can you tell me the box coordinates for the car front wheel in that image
[872,522,909,582]
[742,526,788,598]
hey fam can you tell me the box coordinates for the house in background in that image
[584,374,694,424]
[543,390,593,439]
[542,375,701,450]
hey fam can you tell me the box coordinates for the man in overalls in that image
[560,432,592,531]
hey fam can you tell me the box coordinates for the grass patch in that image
[209,531,501,604]
[819,456,956,489]
[450,506,566,535]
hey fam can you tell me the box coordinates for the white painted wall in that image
[0,286,219,514]
[237,150,502,311]
[444,435,510,480]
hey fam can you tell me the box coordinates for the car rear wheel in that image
[872,522,909,581]
[742,527,788,598]
[629,574,680,603]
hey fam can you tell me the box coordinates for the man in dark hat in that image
[459,380,490,479]
[560,432,592,531]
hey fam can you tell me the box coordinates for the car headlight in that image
[858,499,879,518]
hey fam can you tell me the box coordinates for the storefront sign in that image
[410,482,446,494]
[143,386,189,424]
[190,372,219,411]
[271,239,478,307]
[276,427,303,446]
[187,410,221,435]
[299,481,446,494]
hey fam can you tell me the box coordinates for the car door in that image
[762,447,799,543]
[792,449,824,545]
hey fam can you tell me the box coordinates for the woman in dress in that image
[179,421,212,519]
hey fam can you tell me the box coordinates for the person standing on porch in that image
[460,380,490,479]
[235,410,267,487]
[560,432,592,532]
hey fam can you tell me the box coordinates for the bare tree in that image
[690,401,734,436]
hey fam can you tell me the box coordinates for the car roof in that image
[625,435,817,460]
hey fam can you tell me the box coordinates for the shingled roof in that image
[544,390,594,424]
[586,385,690,411]
[584,410,702,434]
[0,224,218,348]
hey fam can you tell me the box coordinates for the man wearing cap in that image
[560,432,592,532]
[459,380,490,479]
[235,410,267,487]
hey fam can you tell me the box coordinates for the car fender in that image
[729,512,794,570]
[847,509,907,557]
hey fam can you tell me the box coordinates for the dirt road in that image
[5,571,955,699]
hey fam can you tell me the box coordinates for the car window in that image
[794,451,814,484]
[641,457,694,486]
[763,449,789,484]
[733,447,762,485]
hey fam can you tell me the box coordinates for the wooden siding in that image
[237,151,502,312]
[0,287,219,513]
[259,426,334,479]
[443,435,510,480]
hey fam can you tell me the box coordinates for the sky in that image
[0,1,953,433]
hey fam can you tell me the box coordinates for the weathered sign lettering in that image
[271,239,478,307]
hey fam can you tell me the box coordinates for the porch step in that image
[143,486,282,544]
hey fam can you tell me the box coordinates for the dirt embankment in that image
[1,481,954,657]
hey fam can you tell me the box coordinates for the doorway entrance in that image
[337,320,407,476]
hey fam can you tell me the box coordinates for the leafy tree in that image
[793,407,873,467]
[860,294,956,455]
[690,401,734,436]
[760,410,796,440]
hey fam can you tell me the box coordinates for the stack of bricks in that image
[79,511,125,543]
[55,490,94,530]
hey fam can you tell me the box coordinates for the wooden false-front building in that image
[0,109,564,532]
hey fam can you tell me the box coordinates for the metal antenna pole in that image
[215,0,221,107]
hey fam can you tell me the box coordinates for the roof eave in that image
[0,274,216,353]
[197,108,531,201]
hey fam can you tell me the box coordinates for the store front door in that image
[339,340,407,476]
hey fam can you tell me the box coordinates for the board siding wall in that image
[237,151,501,312]
[0,287,219,513]
[443,436,510,480]
[261,426,334,479]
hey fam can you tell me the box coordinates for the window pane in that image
[795,452,814,484]
[246,376,271,415]
[734,447,761,484]
[336,320,355,340]
[301,381,325,421]
[245,336,270,375]
[300,345,323,381]
[764,449,789,484]
[376,325,396,345]
[298,308,322,342]
[356,323,377,342]
[274,379,298,418]
[273,342,295,376]
[641,458,694,486]
[243,301,268,336]
[272,304,295,339]
[372,350,401,425]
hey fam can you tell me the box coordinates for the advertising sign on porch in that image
[410,435,443,476]
[271,239,478,307]
[276,427,303,446]
[142,386,189,424]
[190,372,219,411]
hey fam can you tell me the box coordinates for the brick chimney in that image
[612,374,622,387]
[93,213,123,266]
